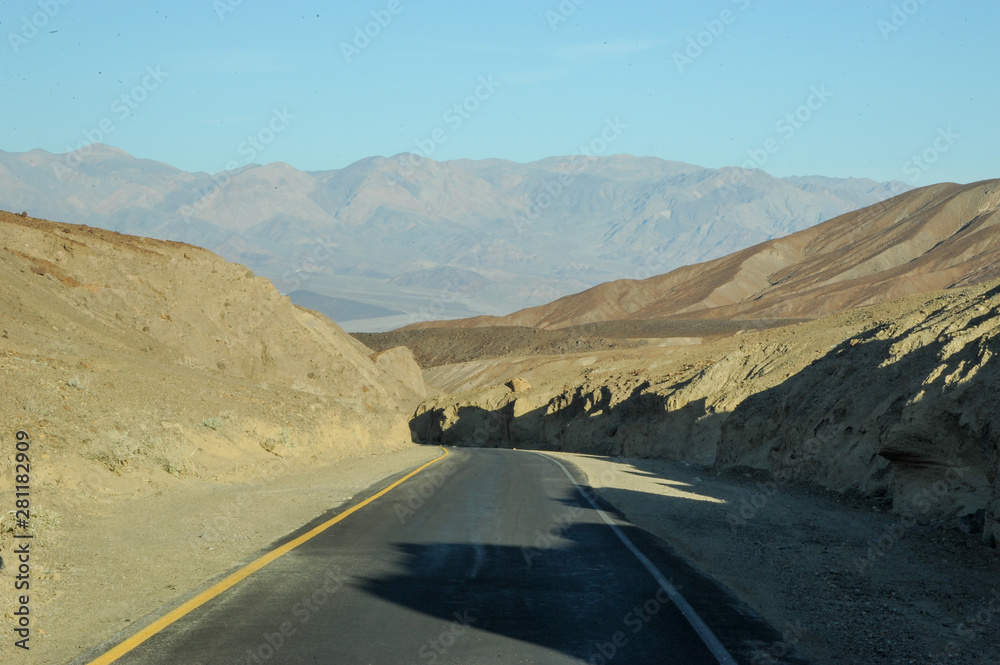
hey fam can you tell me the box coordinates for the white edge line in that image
[534,452,739,665]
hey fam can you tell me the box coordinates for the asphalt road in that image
[79,448,803,665]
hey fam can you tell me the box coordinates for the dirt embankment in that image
[412,280,1000,547]
[0,210,430,663]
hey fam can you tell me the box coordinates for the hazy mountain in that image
[410,180,1000,329]
[0,145,910,330]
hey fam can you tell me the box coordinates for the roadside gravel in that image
[553,452,1000,665]
[10,445,440,665]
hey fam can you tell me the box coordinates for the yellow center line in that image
[84,447,451,665]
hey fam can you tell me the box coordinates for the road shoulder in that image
[28,445,441,665]
[550,452,1000,665]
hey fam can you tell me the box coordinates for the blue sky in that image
[1,0,996,185]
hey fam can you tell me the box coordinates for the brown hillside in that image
[409,180,1000,330]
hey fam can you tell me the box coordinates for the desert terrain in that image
[395,280,1000,663]
[3,3,995,662]
[0,210,435,664]
[2,178,999,664]
[409,180,1000,329]
[371,181,1000,663]
[0,146,908,330]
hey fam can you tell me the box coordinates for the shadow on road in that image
[356,485,808,664]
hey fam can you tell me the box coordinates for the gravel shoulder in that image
[552,452,1000,665]
[7,445,440,665]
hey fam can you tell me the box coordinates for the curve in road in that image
[75,447,807,665]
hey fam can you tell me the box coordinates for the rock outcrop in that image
[371,346,429,400]
[413,281,1000,546]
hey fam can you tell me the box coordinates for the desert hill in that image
[0,146,908,328]
[0,208,426,473]
[412,279,1000,548]
[410,180,1000,330]
[0,209,429,661]
[402,181,1000,546]
[405,276,1000,663]
[379,177,1000,664]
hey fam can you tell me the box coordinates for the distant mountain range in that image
[0,145,910,330]
[409,180,1000,330]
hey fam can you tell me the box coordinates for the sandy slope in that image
[0,210,430,663]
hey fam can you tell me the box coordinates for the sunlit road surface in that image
[79,448,798,665]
